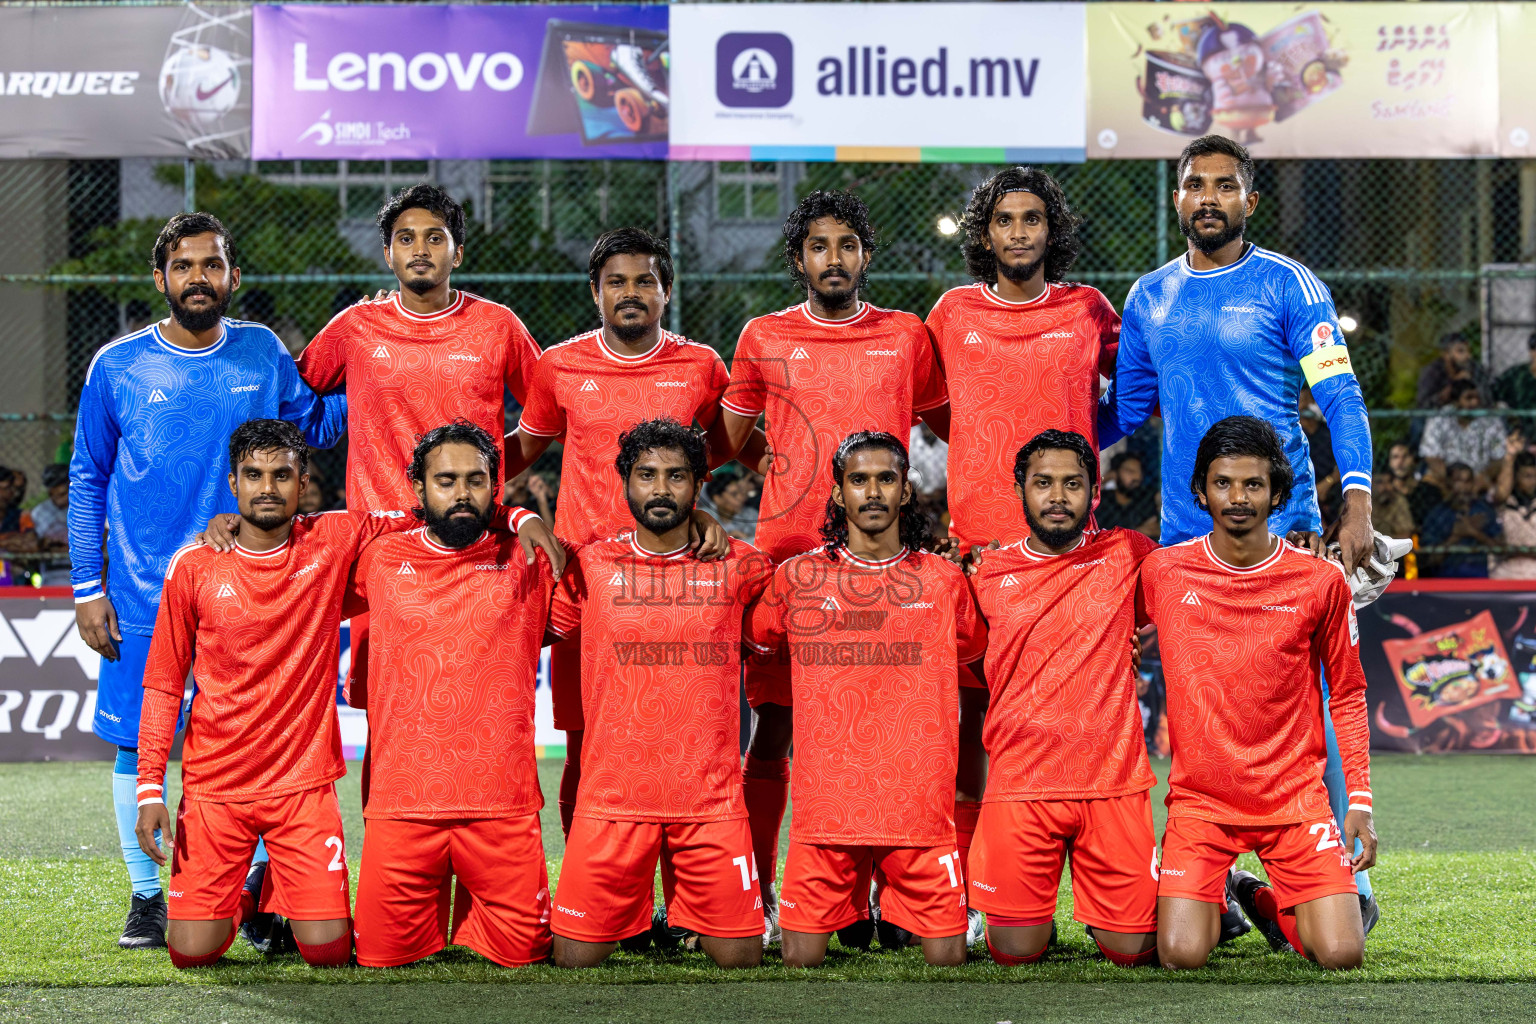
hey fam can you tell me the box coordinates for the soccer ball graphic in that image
[160,45,241,128]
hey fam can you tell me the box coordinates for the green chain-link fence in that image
[2,150,1534,570]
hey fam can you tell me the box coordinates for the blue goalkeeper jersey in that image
[68,319,348,634]
[1106,243,1372,545]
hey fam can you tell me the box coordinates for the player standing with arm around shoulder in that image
[134,420,429,969]
[707,191,950,937]
[1144,417,1376,971]
[70,214,346,950]
[348,423,557,969]
[926,167,1126,904]
[503,229,732,839]
[744,432,986,968]
[966,430,1159,968]
[547,419,772,969]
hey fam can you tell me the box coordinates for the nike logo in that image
[196,73,236,101]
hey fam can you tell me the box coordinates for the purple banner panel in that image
[253,4,669,160]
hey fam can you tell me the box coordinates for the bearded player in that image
[1143,417,1375,970]
[347,421,556,968]
[966,430,1158,968]
[925,167,1123,895]
[504,228,730,837]
[298,184,562,708]
[71,214,346,950]
[132,420,472,968]
[547,419,772,969]
[744,432,986,967]
[1106,135,1381,930]
[708,191,949,937]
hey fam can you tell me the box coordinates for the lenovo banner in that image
[669,2,1086,162]
[0,2,251,159]
[252,3,669,160]
[1086,2,1499,159]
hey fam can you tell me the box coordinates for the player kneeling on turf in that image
[547,419,772,969]
[966,430,1159,967]
[1143,416,1376,970]
[346,422,556,968]
[744,431,987,967]
[135,420,439,969]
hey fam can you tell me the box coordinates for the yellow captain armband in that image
[1301,346,1354,387]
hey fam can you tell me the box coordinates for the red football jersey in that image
[137,511,412,803]
[299,291,541,510]
[548,536,774,822]
[1140,535,1371,826]
[744,547,988,846]
[349,526,554,820]
[969,529,1159,802]
[517,330,728,545]
[722,303,947,563]
[926,282,1120,547]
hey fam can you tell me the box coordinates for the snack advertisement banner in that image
[1086,2,1499,159]
[0,2,251,159]
[1362,586,1536,753]
[669,2,1086,162]
[252,3,669,160]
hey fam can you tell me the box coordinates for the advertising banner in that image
[669,2,1086,162]
[1361,584,1536,753]
[1086,2,1499,159]
[1498,2,1536,157]
[252,3,669,160]
[0,2,251,159]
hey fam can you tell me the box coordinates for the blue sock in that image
[1321,683,1373,901]
[112,747,165,899]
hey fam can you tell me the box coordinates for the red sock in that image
[743,755,791,889]
[559,754,580,838]
[1253,885,1306,956]
[296,930,353,967]
[986,936,1045,965]
[1093,936,1158,967]
[168,927,236,969]
[954,800,981,881]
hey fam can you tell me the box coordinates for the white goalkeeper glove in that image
[1331,531,1413,609]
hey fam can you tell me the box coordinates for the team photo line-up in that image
[72,132,1397,972]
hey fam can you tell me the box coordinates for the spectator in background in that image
[1371,468,1415,548]
[296,470,328,515]
[506,469,556,524]
[22,463,69,545]
[1421,380,1506,487]
[1420,462,1501,578]
[1300,391,1341,528]
[1492,448,1536,580]
[1384,440,1441,528]
[1417,332,1488,410]
[908,423,949,498]
[1493,333,1536,440]
[696,470,758,543]
[0,467,23,534]
[1095,450,1159,538]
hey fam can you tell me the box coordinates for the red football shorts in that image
[553,816,764,942]
[778,841,968,939]
[744,644,792,708]
[550,637,583,732]
[967,794,1158,932]
[168,784,350,922]
[1158,815,1357,910]
[353,813,552,967]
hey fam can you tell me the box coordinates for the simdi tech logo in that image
[716,33,793,108]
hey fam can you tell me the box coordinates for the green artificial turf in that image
[1,755,1533,1021]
